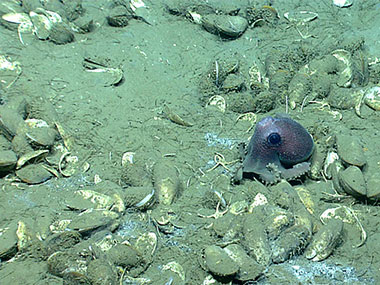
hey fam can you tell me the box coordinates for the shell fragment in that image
[0,55,22,88]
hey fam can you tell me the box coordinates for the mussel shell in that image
[107,243,142,269]
[0,222,18,261]
[153,160,181,205]
[67,209,120,236]
[224,244,264,281]
[366,173,380,200]
[204,245,239,276]
[29,11,51,40]
[15,163,53,184]
[49,24,74,44]
[107,5,130,27]
[16,149,48,169]
[107,14,129,27]
[0,149,17,171]
[333,0,353,8]
[338,165,367,197]
[71,16,94,33]
[0,106,25,140]
[47,251,87,278]
[45,231,82,255]
[364,86,380,111]
[305,218,343,261]
[25,126,58,148]
[336,134,366,167]
[87,259,117,285]
[202,14,248,39]
[0,135,12,150]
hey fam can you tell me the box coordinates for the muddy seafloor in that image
[0,0,380,284]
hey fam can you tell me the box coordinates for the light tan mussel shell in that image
[65,188,125,214]
[0,54,22,88]
[134,232,158,263]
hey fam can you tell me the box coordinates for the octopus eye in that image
[267,132,281,146]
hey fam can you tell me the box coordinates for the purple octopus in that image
[242,115,314,183]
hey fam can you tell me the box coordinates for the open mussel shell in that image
[0,54,22,88]
[29,11,51,40]
[332,49,353,88]
[16,149,49,169]
[1,11,30,31]
[58,151,83,177]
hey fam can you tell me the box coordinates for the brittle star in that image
[206,152,239,172]
[198,200,229,219]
